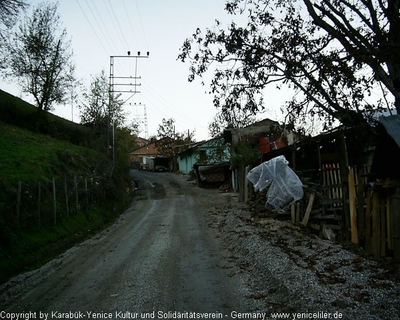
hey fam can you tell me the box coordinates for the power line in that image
[86,0,119,52]
[104,0,130,50]
[81,0,131,74]
[75,0,109,54]
[122,0,139,49]
[142,79,210,130]
[134,0,150,50]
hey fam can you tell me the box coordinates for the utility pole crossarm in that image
[108,51,150,172]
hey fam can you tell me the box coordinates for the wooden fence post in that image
[386,193,393,251]
[371,191,380,257]
[356,166,366,245]
[74,176,79,212]
[85,178,88,209]
[348,167,358,244]
[65,178,69,217]
[53,178,57,225]
[302,191,315,226]
[38,182,41,227]
[16,180,21,229]
[365,189,372,251]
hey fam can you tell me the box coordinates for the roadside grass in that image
[0,203,123,284]
[0,121,131,284]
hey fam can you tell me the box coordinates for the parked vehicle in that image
[155,165,168,172]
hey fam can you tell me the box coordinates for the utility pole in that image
[108,51,149,174]
[132,102,148,140]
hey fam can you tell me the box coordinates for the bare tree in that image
[5,1,76,113]
[303,0,400,113]
[179,0,399,131]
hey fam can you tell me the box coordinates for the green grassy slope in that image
[0,91,132,284]
[0,89,90,144]
[0,121,99,185]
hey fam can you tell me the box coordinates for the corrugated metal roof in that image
[380,115,400,148]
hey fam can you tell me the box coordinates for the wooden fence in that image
[6,175,108,230]
[237,163,400,260]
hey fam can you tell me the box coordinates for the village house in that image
[177,136,231,187]
[223,118,302,200]
[130,140,160,170]
[177,136,230,174]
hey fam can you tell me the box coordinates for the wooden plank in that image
[309,223,321,231]
[392,188,400,262]
[291,202,295,223]
[387,193,393,250]
[371,192,380,257]
[348,167,358,244]
[333,163,342,205]
[380,199,386,257]
[365,189,372,251]
[296,202,301,222]
[356,166,365,245]
[324,223,342,230]
[313,214,341,220]
[302,191,315,226]
[321,183,343,189]
[329,164,336,200]
[320,199,343,207]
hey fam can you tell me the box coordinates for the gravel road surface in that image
[0,171,262,318]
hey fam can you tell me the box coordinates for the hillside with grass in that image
[0,90,133,284]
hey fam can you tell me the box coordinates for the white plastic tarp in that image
[247,155,304,210]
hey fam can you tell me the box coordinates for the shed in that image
[368,115,400,260]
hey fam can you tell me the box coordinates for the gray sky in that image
[2,0,287,141]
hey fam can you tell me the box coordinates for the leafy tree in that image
[178,0,399,131]
[0,0,28,70]
[156,118,194,156]
[157,118,181,157]
[209,100,257,138]
[5,1,75,113]
[79,70,125,128]
[79,70,127,154]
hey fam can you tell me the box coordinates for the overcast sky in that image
[1,0,288,141]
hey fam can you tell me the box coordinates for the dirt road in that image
[1,171,261,318]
